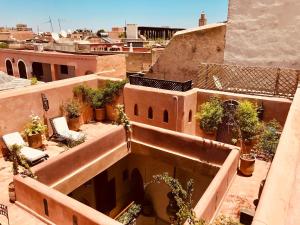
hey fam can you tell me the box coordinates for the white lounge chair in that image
[2,132,49,166]
[50,117,85,142]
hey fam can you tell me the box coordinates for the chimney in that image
[199,12,207,26]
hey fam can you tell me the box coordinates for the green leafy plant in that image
[115,104,131,131]
[235,100,259,142]
[65,100,81,119]
[24,114,47,136]
[0,42,8,48]
[66,135,86,148]
[196,97,224,133]
[117,203,141,225]
[211,215,241,225]
[10,144,35,178]
[73,84,94,104]
[102,79,127,105]
[254,119,281,161]
[91,89,105,109]
[153,173,205,225]
[30,77,38,85]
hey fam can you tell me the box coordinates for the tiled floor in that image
[0,122,116,225]
[216,159,271,220]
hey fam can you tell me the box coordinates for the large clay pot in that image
[82,104,94,123]
[201,130,217,141]
[95,108,106,122]
[9,182,16,203]
[27,133,43,148]
[239,154,255,176]
[68,117,81,131]
[105,104,118,121]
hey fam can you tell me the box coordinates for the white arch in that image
[4,58,14,76]
[17,59,28,79]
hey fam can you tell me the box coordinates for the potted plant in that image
[73,84,94,123]
[24,114,47,148]
[91,89,106,121]
[65,99,81,131]
[195,97,224,140]
[234,100,260,176]
[103,80,127,121]
[255,119,281,198]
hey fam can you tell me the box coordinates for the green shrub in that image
[0,42,8,48]
[102,79,127,104]
[211,215,241,225]
[255,119,281,160]
[73,84,94,104]
[117,204,141,225]
[65,100,81,119]
[91,89,105,109]
[30,77,38,85]
[196,97,224,133]
[235,100,259,141]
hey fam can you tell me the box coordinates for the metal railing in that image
[129,74,192,92]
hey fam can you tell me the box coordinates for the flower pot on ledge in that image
[27,133,43,148]
[68,117,81,131]
[95,108,106,122]
[82,104,94,123]
[239,154,255,176]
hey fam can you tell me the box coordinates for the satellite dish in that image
[51,32,60,42]
[60,30,67,38]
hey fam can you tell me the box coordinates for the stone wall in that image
[147,24,226,82]
[224,0,300,69]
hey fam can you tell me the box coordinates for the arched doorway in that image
[131,168,144,204]
[5,59,13,76]
[18,60,27,79]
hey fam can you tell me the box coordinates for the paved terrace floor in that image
[0,122,116,225]
[216,160,271,222]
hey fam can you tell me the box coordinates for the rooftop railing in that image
[197,63,300,99]
[128,74,192,92]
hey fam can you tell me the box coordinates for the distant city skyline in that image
[0,0,228,32]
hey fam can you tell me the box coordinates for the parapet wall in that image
[253,86,300,225]
[147,24,226,82]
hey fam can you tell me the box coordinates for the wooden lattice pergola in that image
[197,63,300,98]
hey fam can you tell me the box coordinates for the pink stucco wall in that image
[0,49,126,80]
[224,0,300,69]
[124,84,197,135]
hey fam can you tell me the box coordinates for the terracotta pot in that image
[68,117,81,131]
[9,182,16,203]
[95,108,106,122]
[105,104,118,121]
[27,133,43,148]
[201,130,217,141]
[239,154,255,176]
[82,104,94,123]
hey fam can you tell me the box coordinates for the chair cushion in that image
[52,117,70,135]
[20,146,48,162]
[63,130,85,141]
[2,132,26,148]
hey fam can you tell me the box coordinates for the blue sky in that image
[0,0,228,32]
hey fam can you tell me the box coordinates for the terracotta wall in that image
[124,84,197,135]
[253,87,300,225]
[147,24,226,82]
[125,52,152,73]
[96,54,126,79]
[224,0,300,69]
[0,49,98,79]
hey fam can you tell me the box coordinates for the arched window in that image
[188,110,192,122]
[134,104,138,116]
[5,59,13,75]
[18,60,27,79]
[148,107,153,119]
[163,110,169,123]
